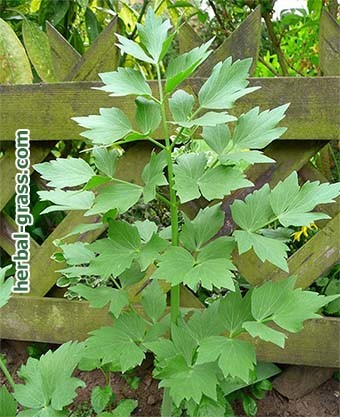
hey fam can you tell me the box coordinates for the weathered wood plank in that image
[1,77,338,142]
[196,7,261,77]
[319,9,340,75]
[235,213,340,288]
[178,23,202,53]
[66,17,119,81]
[0,142,51,210]
[46,22,81,82]
[0,296,338,367]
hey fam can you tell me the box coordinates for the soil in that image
[1,340,339,417]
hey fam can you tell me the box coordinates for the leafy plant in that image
[1,6,340,416]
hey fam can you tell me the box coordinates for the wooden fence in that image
[0,8,339,368]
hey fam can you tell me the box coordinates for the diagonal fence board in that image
[319,9,340,75]
[1,77,339,142]
[0,296,339,368]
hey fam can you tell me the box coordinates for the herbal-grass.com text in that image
[11,129,32,293]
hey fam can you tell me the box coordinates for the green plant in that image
[311,264,340,316]
[1,7,340,416]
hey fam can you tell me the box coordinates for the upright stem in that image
[0,355,15,390]
[156,63,180,417]
[156,64,180,325]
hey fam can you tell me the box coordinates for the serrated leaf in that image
[0,386,17,417]
[72,108,133,145]
[38,189,94,214]
[135,97,161,134]
[141,280,166,322]
[22,19,57,82]
[197,336,256,382]
[62,222,104,239]
[187,301,224,343]
[97,67,152,97]
[175,112,236,128]
[115,34,154,63]
[93,148,118,178]
[165,39,213,93]
[34,157,95,189]
[91,386,113,414]
[202,124,231,155]
[174,154,252,202]
[137,7,172,63]
[233,230,289,271]
[14,342,85,411]
[198,58,258,109]
[60,242,95,265]
[192,396,227,417]
[232,105,288,149]
[220,150,275,165]
[0,18,32,84]
[157,356,218,406]
[169,90,195,123]
[180,203,225,251]
[243,321,286,348]
[86,182,142,215]
[142,151,168,203]
[144,339,177,362]
[109,399,138,417]
[85,312,147,371]
[69,284,129,318]
[270,171,340,227]
[219,290,253,336]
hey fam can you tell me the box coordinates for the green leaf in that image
[115,34,154,64]
[198,166,252,201]
[171,322,198,366]
[175,112,236,128]
[141,280,166,322]
[85,312,147,371]
[198,58,259,109]
[142,151,168,203]
[219,290,253,336]
[220,151,275,165]
[0,265,13,308]
[144,339,177,362]
[85,7,101,43]
[270,171,340,227]
[231,185,273,232]
[192,396,227,417]
[187,301,224,343]
[232,105,288,149]
[106,399,138,417]
[197,336,256,382]
[202,124,231,155]
[165,39,213,93]
[72,108,133,145]
[169,90,195,123]
[183,237,236,291]
[98,67,152,97]
[38,190,94,214]
[22,20,57,82]
[0,18,32,84]
[156,356,218,406]
[180,203,225,251]
[243,321,286,348]
[59,242,95,265]
[86,182,142,215]
[0,386,17,417]
[174,154,252,203]
[34,158,95,189]
[136,7,172,63]
[135,220,158,242]
[91,386,113,413]
[135,97,161,134]
[38,0,69,27]
[242,395,257,417]
[61,222,104,239]
[233,230,289,272]
[14,342,85,412]
[69,284,129,318]
[93,148,118,178]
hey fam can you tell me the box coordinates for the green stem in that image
[0,355,15,390]
[156,64,180,326]
[161,387,173,417]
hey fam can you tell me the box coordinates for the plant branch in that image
[262,11,289,76]
[0,355,15,390]
[258,55,281,76]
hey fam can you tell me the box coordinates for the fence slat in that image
[0,296,338,367]
[196,7,261,77]
[46,22,81,81]
[1,77,338,142]
[319,9,340,75]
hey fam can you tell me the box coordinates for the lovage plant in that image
[20,7,340,417]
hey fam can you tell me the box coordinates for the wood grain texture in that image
[319,9,340,75]
[46,22,81,81]
[0,296,338,367]
[196,7,261,77]
[1,77,338,142]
